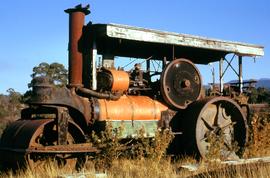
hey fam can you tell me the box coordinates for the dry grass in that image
[0,112,270,178]
[188,163,270,178]
[244,112,270,157]
[1,158,270,178]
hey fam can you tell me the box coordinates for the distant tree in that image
[23,62,68,103]
[257,87,270,104]
[0,88,23,119]
[7,88,21,103]
[0,94,9,118]
[28,62,68,88]
[248,88,258,104]
[6,88,22,117]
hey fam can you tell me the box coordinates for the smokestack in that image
[65,4,90,88]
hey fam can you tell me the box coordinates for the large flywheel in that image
[161,58,202,109]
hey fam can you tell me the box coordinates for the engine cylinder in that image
[96,95,168,121]
[97,69,130,92]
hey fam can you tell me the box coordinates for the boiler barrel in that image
[97,95,168,121]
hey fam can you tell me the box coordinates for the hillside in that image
[256,78,270,88]
[218,78,270,89]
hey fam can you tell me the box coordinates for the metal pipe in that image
[65,5,90,88]
[239,56,243,93]
[76,87,121,100]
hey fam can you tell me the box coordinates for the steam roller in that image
[0,4,259,171]
[0,57,248,171]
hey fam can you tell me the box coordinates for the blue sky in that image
[0,0,269,94]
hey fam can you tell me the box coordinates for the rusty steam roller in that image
[0,4,265,171]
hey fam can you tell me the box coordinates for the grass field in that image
[0,113,270,178]
[1,158,270,178]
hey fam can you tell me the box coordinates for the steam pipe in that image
[76,87,121,100]
[65,4,90,88]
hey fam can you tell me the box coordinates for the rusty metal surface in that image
[186,97,247,158]
[57,108,69,145]
[243,103,269,122]
[0,119,53,149]
[29,77,92,128]
[27,119,86,170]
[0,118,88,170]
[0,119,53,169]
[168,97,248,159]
[97,95,168,121]
[65,5,90,87]
[0,143,98,154]
[248,103,269,113]
[161,58,202,109]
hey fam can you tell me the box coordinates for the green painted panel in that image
[101,120,158,138]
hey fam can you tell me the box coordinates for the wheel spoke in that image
[220,121,236,130]
[201,117,214,131]
[213,103,220,126]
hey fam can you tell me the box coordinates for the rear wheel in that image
[194,97,247,159]
[169,97,248,160]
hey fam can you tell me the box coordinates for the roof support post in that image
[92,41,97,90]
[211,64,215,85]
[219,57,224,95]
[146,59,150,72]
[239,56,243,94]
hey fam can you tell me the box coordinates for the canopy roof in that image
[90,23,264,64]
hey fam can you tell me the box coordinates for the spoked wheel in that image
[27,120,86,171]
[183,97,248,159]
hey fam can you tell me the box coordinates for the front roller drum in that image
[0,119,86,171]
[170,97,248,159]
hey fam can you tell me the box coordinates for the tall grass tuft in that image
[244,112,270,157]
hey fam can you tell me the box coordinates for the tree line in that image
[0,62,67,121]
[0,61,270,121]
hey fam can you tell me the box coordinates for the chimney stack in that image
[65,4,90,88]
